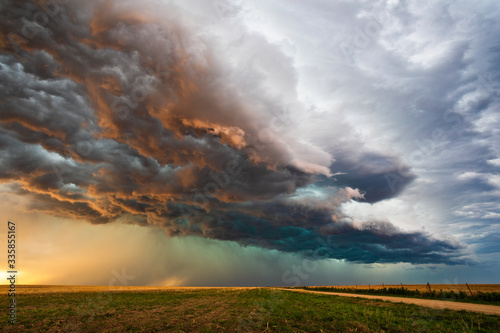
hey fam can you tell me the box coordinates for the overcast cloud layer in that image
[1,0,499,276]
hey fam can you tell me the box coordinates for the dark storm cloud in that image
[0,0,469,264]
[145,199,468,264]
[328,152,416,203]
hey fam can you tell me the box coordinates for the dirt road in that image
[277,288,500,316]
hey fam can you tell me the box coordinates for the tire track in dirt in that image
[276,288,500,316]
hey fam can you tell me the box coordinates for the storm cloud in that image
[0,0,480,266]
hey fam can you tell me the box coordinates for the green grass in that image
[1,288,499,332]
[299,286,500,306]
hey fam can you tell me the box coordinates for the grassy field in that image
[1,286,500,332]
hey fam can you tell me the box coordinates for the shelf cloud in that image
[2,0,494,270]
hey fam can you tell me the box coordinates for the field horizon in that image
[3,283,500,294]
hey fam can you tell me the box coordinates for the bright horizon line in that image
[3,283,499,287]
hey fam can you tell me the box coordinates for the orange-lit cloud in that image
[0,0,469,267]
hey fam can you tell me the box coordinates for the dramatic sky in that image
[1,0,499,286]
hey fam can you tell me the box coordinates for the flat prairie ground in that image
[1,285,247,294]
[1,286,500,332]
[311,284,500,293]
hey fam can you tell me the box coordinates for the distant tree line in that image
[298,286,500,305]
